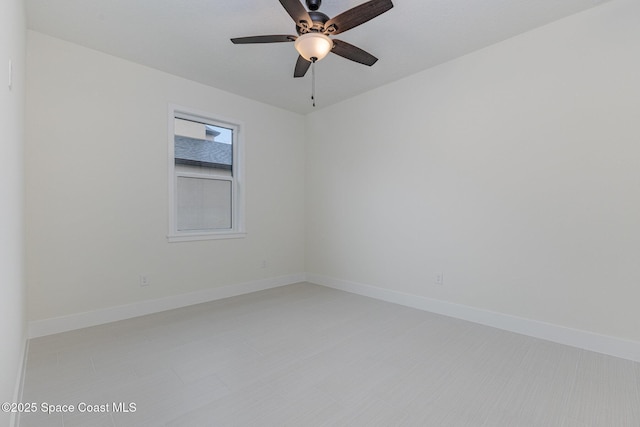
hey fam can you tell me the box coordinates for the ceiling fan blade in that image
[324,0,393,35]
[294,55,311,78]
[331,39,378,66]
[279,0,313,30]
[231,35,296,44]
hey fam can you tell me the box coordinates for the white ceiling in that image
[26,0,610,114]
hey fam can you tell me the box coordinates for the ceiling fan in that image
[231,0,394,78]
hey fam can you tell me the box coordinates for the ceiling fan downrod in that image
[306,0,321,11]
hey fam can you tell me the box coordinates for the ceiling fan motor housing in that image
[297,10,330,34]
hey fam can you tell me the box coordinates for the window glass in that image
[168,108,244,241]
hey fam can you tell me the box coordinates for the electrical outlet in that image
[435,272,444,285]
[139,274,150,287]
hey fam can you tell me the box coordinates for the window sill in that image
[167,231,246,243]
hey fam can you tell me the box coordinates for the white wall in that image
[0,0,26,424]
[306,0,640,343]
[26,32,306,323]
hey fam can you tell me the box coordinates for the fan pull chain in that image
[311,58,316,107]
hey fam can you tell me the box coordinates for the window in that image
[168,106,245,241]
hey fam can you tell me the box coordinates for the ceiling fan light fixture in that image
[294,32,333,62]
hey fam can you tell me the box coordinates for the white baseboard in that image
[10,338,29,427]
[26,272,640,363]
[28,273,306,338]
[307,273,640,363]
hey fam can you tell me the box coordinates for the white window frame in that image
[167,104,245,242]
